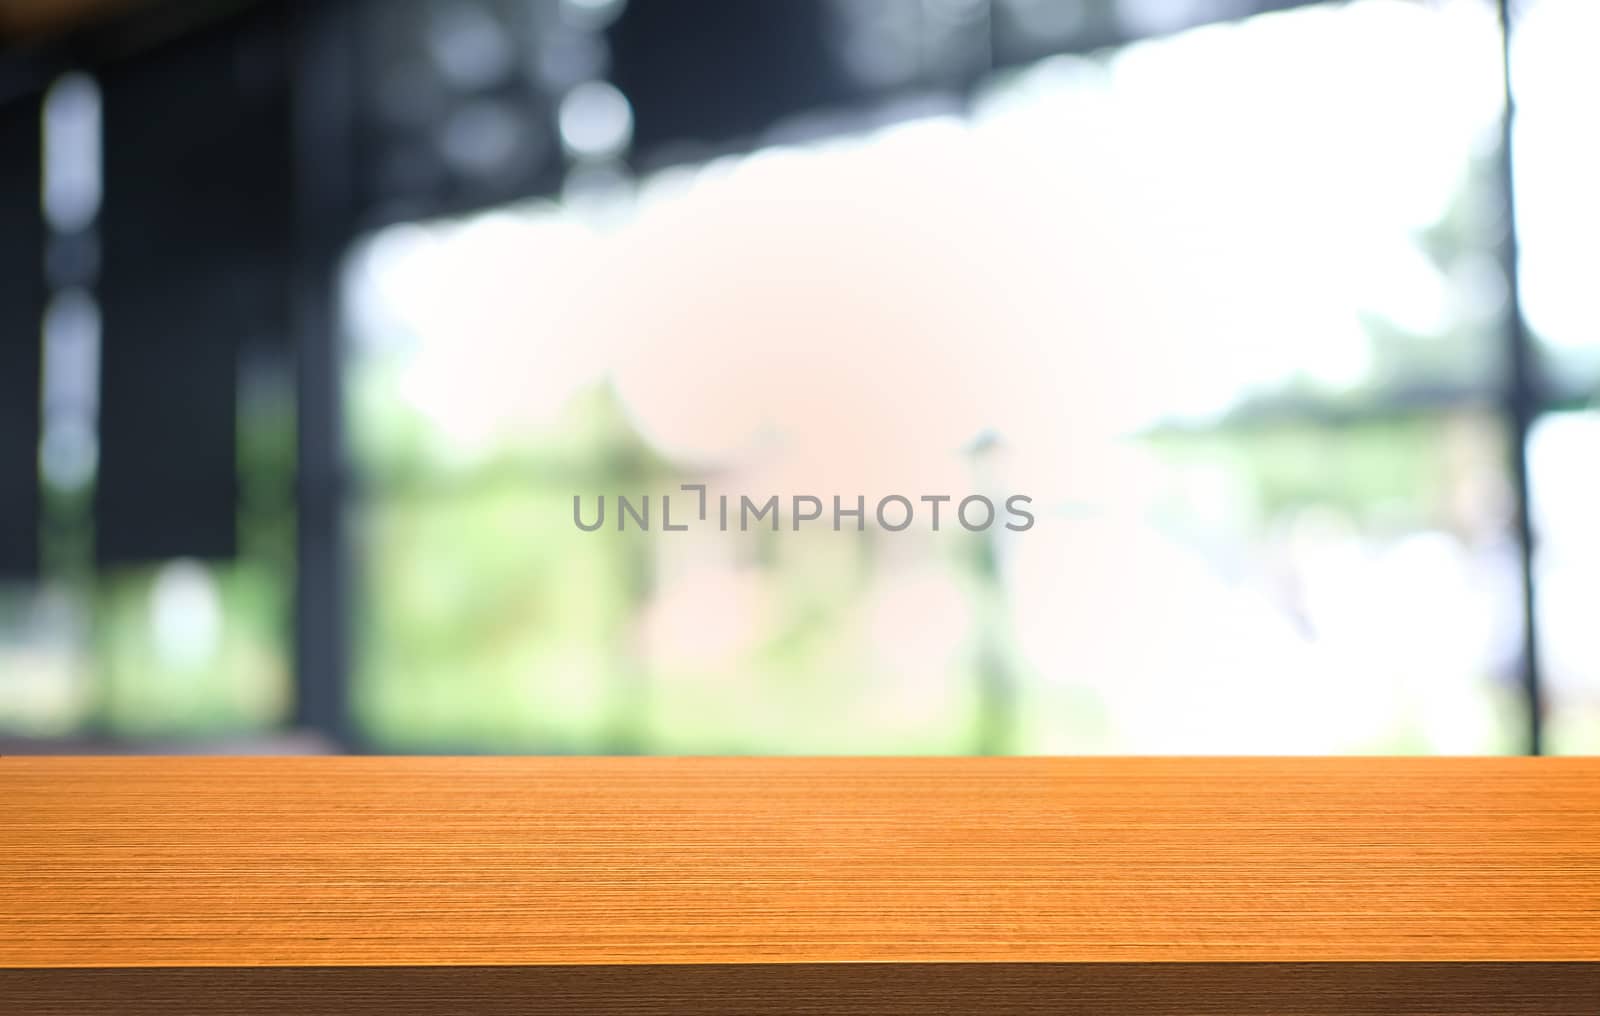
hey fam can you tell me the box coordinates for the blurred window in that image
[342,0,1524,754]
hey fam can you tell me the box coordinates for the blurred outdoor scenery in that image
[1,0,1596,754]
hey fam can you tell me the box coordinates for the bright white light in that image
[42,73,101,233]
[558,81,633,161]
[1512,0,1600,352]
[1531,413,1600,704]
[149,559,223,670]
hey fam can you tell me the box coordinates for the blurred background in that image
[0,0,1594,755]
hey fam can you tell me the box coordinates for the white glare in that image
[149,559,224,670]
[558,81,633,161]
[42,73,101,233]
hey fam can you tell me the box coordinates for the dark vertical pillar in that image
[0,93,43,578]
[1497,0,1543,755]
[289,0,359,747]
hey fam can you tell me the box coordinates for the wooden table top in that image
[5,755,1599,970]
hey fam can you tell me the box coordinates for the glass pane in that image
[345,0,1520,754]
[94,559,291,738]
[1013,412,1523,754]
[89,375,296,740]
[355,485,631,751]
[1511,0,1600,400]
[1531,411,1600,754]
[0,362,294,746]
[0,562,292,742]
[0,583,92,736]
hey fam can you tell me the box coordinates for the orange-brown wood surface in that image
[4,755,1599,970]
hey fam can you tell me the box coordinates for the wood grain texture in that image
[5,756,1600,967]
[4,757,1599,1012]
